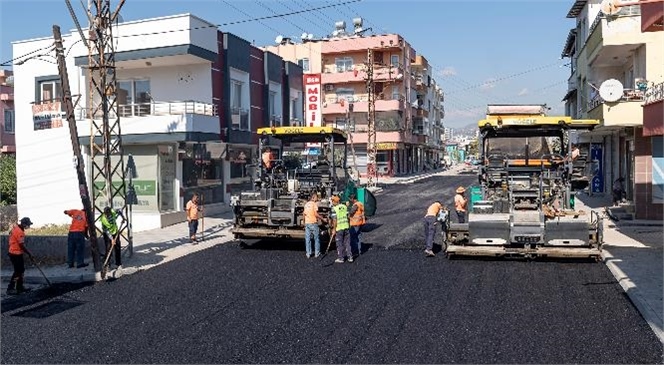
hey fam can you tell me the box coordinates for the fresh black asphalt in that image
[2,173,662,364]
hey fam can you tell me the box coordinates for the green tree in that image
[0,154,17,205]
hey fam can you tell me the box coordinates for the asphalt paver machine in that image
[446,105,603,259]
[230,126,376,240]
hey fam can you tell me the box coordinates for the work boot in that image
[334,258,344,264]
[6,280,17,295]
[77,263,89,268]
[425,249,436,257]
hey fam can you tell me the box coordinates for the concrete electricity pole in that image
[53,25,102,274]
[365,48,377,188]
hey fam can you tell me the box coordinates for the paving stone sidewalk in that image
[575,193,664,343]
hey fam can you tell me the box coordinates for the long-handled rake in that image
[319,229,335,261]
[27,254,52,287]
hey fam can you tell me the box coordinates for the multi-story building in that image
[561,0,664,220]
[12,14,303,231]
[265,23,445,176]
[412,55,445,168]
[0,69,14,154]
[639,1,664,220]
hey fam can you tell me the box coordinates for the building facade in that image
[0,69,15,154]
[561,0,664,220]
[12,14,302,231]
[265,27,445,176]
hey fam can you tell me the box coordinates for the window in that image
[392,86,400,100]
[336,88,354,102]
[335,57,353,72]
[291,98,299,120]
[4,110,14,133]
[334,117,347,130]
[390,55,399,68]
[230,80,248,130]
[269,91,276,117]
[39,80,62,102]
[297,58,310,72]
[117,79,151,117]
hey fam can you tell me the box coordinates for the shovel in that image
[27,254,52,287]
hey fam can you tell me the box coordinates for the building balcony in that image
[586,92,644,127]
[321,64,404,85]
[323,95,404,114]
[269,114,283,127]
[585,6,644,66]
[75,100,219,138]
[644,81,664,106]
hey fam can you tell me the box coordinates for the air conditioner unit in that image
[324,84,334,91]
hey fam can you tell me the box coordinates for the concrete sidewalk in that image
[1,209,236,297]
[575,193,664,343]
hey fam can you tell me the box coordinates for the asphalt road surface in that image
[2,173,662,364]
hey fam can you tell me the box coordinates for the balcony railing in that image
[231,107,249,131]
[270,114,282,127]
[645,82,664,105]
[586,88,645,111]
[76,101,217,120]
[586,5,642,51]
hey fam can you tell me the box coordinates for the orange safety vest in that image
[349,201,365,226]
[8,225,25,255]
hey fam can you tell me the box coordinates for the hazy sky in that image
[0,0,575,128]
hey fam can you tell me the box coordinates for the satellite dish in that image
[599,79,624,102]
[307,33,314,40]
[332,30,339,37]
[275,35,283,44]
[301,32,308,39]
[600,0,623,15]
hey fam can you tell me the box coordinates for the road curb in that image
[602,250,664,344]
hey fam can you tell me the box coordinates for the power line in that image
[1,0,361,67]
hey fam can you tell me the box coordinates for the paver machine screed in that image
[446,105,604,259]
[230,126,376,241]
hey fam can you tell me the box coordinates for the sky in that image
[0,0,576,128]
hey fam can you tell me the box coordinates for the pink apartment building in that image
[0,69,15,154]
[266,31,443,177]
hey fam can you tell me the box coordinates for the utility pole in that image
[365,48,377,188]
[85,0,132,272]
[53,25,102,274]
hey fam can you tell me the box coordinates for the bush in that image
[0,205,17,232]
[0,155,17,205]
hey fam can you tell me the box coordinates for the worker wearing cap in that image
[64,208,89,268]
[454,187,468,223]
[423,201,444,257]
[330,195,352,263]
[348,194,365,257]
[7,217,34,295]
[101,206,125,268]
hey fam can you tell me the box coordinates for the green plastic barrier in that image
[469,185,482,210]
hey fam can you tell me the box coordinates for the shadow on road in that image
[1,282,94,314]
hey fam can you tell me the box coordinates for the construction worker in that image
[330,195,352,263]
[64,208,88,268]
[423,201,443,257]
[262,147,274,172]
[101,206,124,268]
[186,193,202,243]
[454,186,468,223]
[7,217,33,295]
[348,194,365,257]
[303,192,326,258]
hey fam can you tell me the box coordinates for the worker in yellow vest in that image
[330,195,352,264]
[348,194,365,257]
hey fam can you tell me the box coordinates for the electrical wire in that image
[0,44,56,67]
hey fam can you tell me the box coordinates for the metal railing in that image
[76,100,217,119]
[586,88,645,111]
[587,5,642,48]
[645,82,664,105]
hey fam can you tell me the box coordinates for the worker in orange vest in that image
[7,217,33,295]
[348,194,365,257]
[64,209,89,268]
[423,201,445,257]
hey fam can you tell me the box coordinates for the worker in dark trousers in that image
[454,187,468,223]
[64,208,88,268]
[101,206,124,268]
[7,217,33,295]
[348,194,365,257]
[423,201,443,257]
[330,195,352,264]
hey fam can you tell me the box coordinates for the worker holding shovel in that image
[6,217,34,295]
[101,206,125,269]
